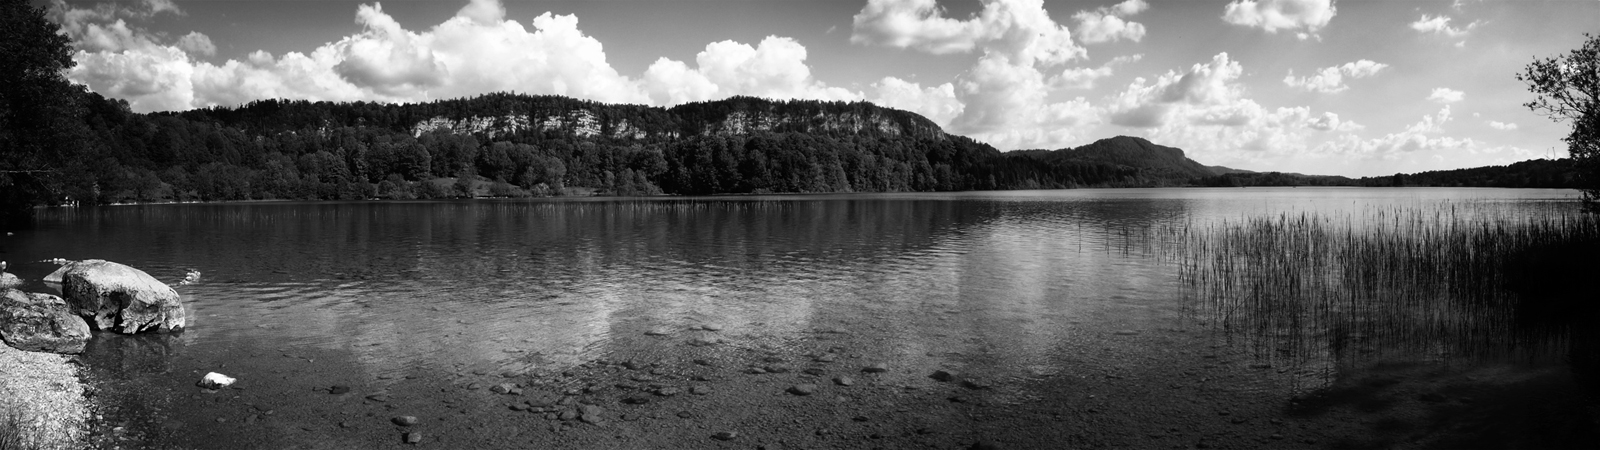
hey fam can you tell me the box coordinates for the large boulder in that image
[0,289,92,354]
[60,260,186,334]
[43,265,69,284]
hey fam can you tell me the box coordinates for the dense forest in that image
[7,90,1226,210]
[7,88,1587,212]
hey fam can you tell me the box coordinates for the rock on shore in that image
[0,272,20,289]
[58,260,186,334]
[0,290,91,354]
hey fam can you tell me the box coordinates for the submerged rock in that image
[59,260,186,334]
[0,289,92,354]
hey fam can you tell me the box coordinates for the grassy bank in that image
[1162,203,1600,390]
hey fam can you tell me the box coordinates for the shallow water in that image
[0,187,1583,448]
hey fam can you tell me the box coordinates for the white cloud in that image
[849,0,1099,149]
[331,3,449,97]
[1307,112,1363,132]
[72,45,196,111]
[1221,0,1336,39]
[1114,0,1150,16]
[1427,87,1464,103]
[1073,0,1150,44]
[1489,121,1518,130]
[1410,14,1480,37]
[1324,105,1474,155]
[1107,53,1248,129]
[642,58,719,106]
[869,77,963,126]
[176,32,216,57]
[687,37,856,101]
[1099,52,1378,167]
[1282,59,1387,93]
[641,36,860,105]
[850,0,1084,66]
[1052,54,1141,90]
[455,0,505,25]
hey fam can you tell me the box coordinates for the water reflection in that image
[4,188,1583,443]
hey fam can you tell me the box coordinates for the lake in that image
[1,187,1592,449]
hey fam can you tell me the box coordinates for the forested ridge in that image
[7,88,1586,211]
[13,91,1211,207]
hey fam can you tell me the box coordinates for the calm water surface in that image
[0,187,1583,445]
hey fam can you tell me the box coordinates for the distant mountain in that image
[1009,136,1225,186]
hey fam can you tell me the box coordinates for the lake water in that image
[0,187,1587,449]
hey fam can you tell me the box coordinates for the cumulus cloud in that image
[1427,87,1464,103]
[868,77,963,126]
[1221,0,1336,39]
[642,37,857,105]
[848,0,1100,148]
[59,0,861,112]
[1097,52,1375,167]
[1052,54,1141,90]
[851,0,1084,66]
[1107,53,1247,128]
[1410,14,1480,37]
[1488,121,1517,131]
[1324,105,1474,155]
[1282,59,1387,93]
[331,3,449,97]
[1073,0,1149,44]
[176,32,216,57]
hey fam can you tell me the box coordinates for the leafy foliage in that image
[0,0,94,223]
[1520,33,1600,211]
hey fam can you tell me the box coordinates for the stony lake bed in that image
[2,188,1597,449]
[69,311,1598,450]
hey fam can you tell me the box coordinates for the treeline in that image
[16,88,1591,210]
[10,91,1196,208]
[1192,159,1585,189]
[1355,158,1582,188]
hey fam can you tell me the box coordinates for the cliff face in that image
[411,110,656,140]
[406,95,947,141]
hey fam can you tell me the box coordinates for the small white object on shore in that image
[198,372,236,389]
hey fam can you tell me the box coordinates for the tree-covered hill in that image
[21,91,1260,207]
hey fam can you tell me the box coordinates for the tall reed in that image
[1162,203,1600,388]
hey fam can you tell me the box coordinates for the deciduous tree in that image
[1521,33,1600,211]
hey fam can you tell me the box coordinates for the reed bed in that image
[1158,203,1600,387]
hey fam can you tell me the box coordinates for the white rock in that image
[199,372,236,389]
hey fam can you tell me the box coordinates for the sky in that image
[41,0,1600,177]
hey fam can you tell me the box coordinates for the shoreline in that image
[0,344,90,450]
[19,185,1582,211]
